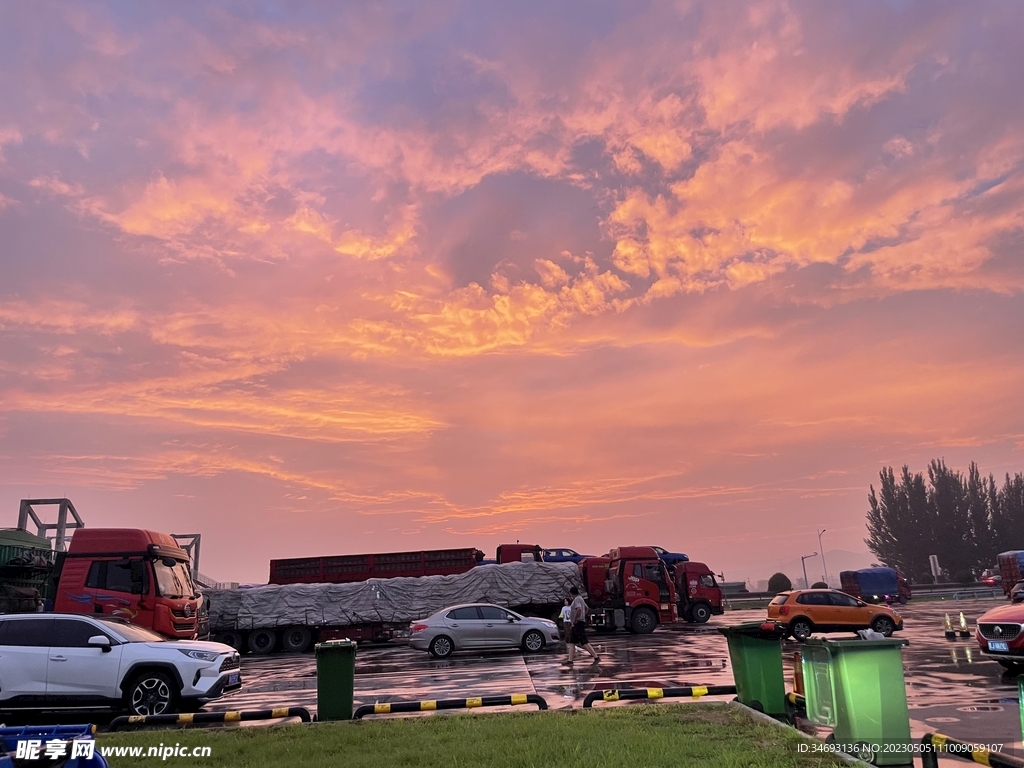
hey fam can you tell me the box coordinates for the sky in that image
[1,1,1022,585]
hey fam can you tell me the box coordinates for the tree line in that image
[865,459,1024,583]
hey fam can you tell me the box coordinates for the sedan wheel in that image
[128,671,177,716]
[522,630,544,653]
[429,635,454,658]
[871,616,895,637]
[789,618,813,642]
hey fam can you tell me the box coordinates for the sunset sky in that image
[1,2,1022,585]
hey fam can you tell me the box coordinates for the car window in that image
[0,618,53,646]
[829,592,860,608]
[795,592,829,605]
[98,620,164,643]
[769,594,790,605]
[447,606,481,620]
[478,606,508,620]
[53,618,108,647]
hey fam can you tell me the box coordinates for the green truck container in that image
[802,637,911,766]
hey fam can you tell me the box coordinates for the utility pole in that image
[801,553,818,590]
[817,529,829,586]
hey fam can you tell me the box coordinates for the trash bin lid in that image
[316,639,356,651]
[802,637,909,650]
[718,621,789,640]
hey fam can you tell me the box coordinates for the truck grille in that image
[173,621,197,632]
[219,654,241,672]
[978,623,1022,640]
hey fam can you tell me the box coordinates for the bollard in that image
[944,613,956,641]
[958,612,971,639]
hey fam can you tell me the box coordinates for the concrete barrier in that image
[353,694,547,719]
[108,707,311,731]
[582,685,737,708]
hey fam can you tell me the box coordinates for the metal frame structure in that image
[17,498,85,552]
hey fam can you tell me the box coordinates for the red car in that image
[975,602,1024,671]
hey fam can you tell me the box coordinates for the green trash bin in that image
[718,621,788,717]
[316,639,356,721]
[801,637,911,766]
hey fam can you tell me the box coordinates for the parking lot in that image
[204,597,1022,755]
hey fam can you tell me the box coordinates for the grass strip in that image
[97,703,849,767]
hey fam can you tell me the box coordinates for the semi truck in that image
[0,526,204,640]
[268,543,542,585]
[998,551,1024,597]
[839,567,912,604]
[578,547,723,633]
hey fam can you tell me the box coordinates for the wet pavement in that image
[208,597,1022,760]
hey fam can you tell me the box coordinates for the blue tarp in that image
[854,567,898,597]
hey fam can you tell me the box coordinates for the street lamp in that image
[818,529,829,586]
[800,552,819,590]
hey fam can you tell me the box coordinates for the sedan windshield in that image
[154,558,196,599]
[98,619,165,643]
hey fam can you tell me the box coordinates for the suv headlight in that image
[178,649,221,662]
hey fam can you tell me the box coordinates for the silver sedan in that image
[409,603,561,658]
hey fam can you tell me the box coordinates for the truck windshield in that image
[154,558,196,599]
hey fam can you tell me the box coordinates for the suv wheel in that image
[429,635,454,658]
[522,630,544,653]
[126,670,179,716]
[789,618,814,642]
[871,616,895,637]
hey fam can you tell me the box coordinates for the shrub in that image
[811,581,828,589]
[952,570,975,585]
[768,572,792,593]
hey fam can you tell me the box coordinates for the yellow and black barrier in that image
[582,685,737,708]
[353,693,547,719]
[109,707,312,731]
[921,733,1024,768]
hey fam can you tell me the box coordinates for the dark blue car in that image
[651,546,689,568]
[541,548,593,564]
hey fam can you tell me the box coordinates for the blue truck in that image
[840,567,912,604]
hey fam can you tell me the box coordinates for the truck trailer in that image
[998,551,1024,597]
[839,567,911,604]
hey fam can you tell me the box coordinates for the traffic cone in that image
[944,613,956,640]
[958,612,971,639]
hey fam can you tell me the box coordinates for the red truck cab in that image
[52,528,200,640]
[674,561,724,623]
[579,546,677,634]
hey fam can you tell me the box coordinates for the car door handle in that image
[450,623,459,627]
[49,656,68,662]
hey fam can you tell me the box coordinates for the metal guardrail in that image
[108,707,311,731]
[723,582,1006,605]
[920,733,1024,768]
[353,694,547,719]
[582,685,737,708]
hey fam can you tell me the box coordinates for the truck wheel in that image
[282,626,312,653]
[789,618,814,642]
[897,595,908,605]
[629,607,658,634]
[522,630,545,653]
[429,635,454,659]
[215,631,243,651]
[871,616,895,637]
[126,670,179,716]
[248,629,277,655]
[689,603,712,624]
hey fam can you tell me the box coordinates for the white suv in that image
[0,613,241,716]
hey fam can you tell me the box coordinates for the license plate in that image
[988,641,1009,652]
[227,673,241,685]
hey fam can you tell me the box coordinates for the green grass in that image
[97,703,849,768]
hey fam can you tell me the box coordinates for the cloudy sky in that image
[1,1,1022,584]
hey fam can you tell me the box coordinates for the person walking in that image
[565,586,599,666]
[558,598,572,641]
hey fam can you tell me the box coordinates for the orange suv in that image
[767,589,904,641]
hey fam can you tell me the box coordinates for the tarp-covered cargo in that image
[205,561,583,631]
